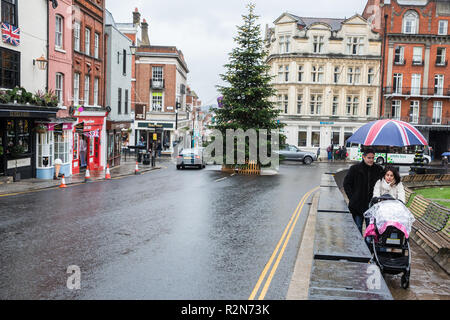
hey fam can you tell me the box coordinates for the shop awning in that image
[0,104,58,119]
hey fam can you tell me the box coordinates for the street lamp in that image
[130,45,137,55]
[33,55,48,71]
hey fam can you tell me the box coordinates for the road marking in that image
[249,186,319,300]
[215,177,228,182]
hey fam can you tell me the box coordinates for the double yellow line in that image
[249,186,319,300]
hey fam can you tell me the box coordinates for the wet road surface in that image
[0,161,341,299]
[1,161,448,299]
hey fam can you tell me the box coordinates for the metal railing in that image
[150,79,165,89]
[380,115,449,126]
[384,86,450,97]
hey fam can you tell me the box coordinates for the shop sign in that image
[7,158,31,169]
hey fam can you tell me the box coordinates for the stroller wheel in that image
[401,272,410,289]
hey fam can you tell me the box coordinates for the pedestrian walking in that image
[343,148,384,236]
[337,146,342,160]
[342,145,347,161]
[317,147,321,162]
[331,145,335,162]
[327,145,332,161]
[157,142,162,157]
[79,136,87,168]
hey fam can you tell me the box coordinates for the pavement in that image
[287,173,450,300]
[0,158,170,196]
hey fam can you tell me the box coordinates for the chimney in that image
[141,18,150,46]
[133,8,141,27]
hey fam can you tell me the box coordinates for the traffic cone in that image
[135,161,140,175]
[59,174,67,188]
[105,164,111,180]
[85,165,92,182]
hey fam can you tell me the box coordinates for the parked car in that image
[277,145,317,165]
[176,148,206,169]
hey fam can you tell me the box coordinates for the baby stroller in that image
[364,194,415,289]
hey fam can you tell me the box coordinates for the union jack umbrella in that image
[1,22,20,46]
[346,119,428,147]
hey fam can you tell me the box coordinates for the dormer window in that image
[403,10,419,34]
[347,37,364,55]
[279,35,291,54]
[313,35,324,53]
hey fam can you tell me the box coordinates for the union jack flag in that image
[1,22,20,46]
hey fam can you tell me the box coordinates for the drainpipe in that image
[46,0,49,92]
[379,14,388,119]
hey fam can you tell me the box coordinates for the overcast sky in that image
[106,0,367,107]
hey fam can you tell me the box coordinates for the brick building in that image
[71,0,107,173]
[363,0,450,158]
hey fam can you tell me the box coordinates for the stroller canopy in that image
[364,200,416,238]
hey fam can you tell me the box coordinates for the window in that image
[0,47,20,89]
[54,132,70,164]
[411,74,421,95]
[393,73,403,94]
[332,96,339,115]
[394,46,404,64]
[278,65,289,82]
[37,131,53,168]
[409,101,419,124]
[84,75,90,105]
[279,35,291,54]
[73,73,80,105]
[93,78,99,106]
[278,94,288,113]
[347,67,360,84]
[298,130,307,147]
[297,94,303,114]
[366,97,373,116]
[413,47,422,64]
[298,65,303,82]
[313,36,324,53]
[434,75,444,95]
[368,67,375,84]
[122,49,126,75]
[438,20,448,35]
[311,66,324,83]
[392,100,401,120]
[311,128,320,147]
[85,28,91,55]
[55,15,63,49]
[94,33,99,59]
[332,129,340,146]
[118,88,122,114]
[346,95,359,116]
[403,10,419,34]
[310,94,322,115]
[152,92,163,111]
[1,0,17,27]
[55,73,64,106]
[74,22,81,52]
[125,89,129,114]
[436,48,446,66]
[347,37,364,55]
[152,66,163,87]
[334,67,340,84]
[432,101,442,124]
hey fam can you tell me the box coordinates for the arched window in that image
[403,10,419,34]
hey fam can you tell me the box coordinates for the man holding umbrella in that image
[344,148,384,235]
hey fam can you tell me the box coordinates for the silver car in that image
[277,145,317,165]
[176,148,206,170]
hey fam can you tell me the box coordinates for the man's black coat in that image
[343,160,384,217]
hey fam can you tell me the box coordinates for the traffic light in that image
[176,101,181,109]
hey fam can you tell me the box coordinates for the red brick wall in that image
[73,0,105,107]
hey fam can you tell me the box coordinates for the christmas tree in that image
[214,3,284,166]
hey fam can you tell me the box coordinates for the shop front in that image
[134,122,165,152]
[72,114,106,173]
[0,104,57,180]
[35,122,74,179]
[106,120,132,167]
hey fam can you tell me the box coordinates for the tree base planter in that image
[221,162,261,175]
